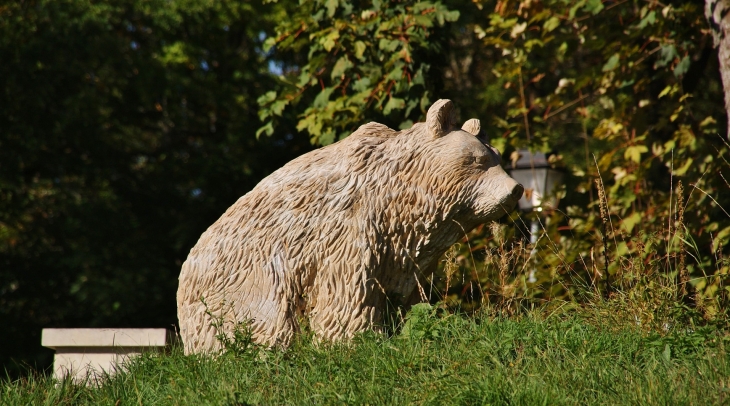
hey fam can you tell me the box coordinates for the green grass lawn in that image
[4,303,730,405]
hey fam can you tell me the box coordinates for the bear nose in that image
[510,183,524,203]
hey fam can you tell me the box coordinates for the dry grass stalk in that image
[634,235,646,275]
[718,243,728,308]
[595,178,611,298]
[443,245,459,303]
[677,180,689,299]
[484,221,531,314]
[489,222,511,308]
[590,247,601,295]
[483,246,494,305]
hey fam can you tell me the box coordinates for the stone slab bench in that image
[42,328,170,383]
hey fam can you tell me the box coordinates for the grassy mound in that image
[4,303,730,405]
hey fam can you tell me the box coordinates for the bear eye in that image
[474,154,489,166]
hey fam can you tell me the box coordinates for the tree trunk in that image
[707,0,730,139]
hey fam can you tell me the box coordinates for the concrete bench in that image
[42,328,170,383]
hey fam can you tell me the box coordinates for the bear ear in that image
[462,118,490,143]
[461,118,481,136]
[426,99,457,138]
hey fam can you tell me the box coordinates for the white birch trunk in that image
[706,0,730,139]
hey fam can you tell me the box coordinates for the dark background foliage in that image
[0,0,312,376]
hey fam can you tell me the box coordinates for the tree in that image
[0,0,310,376]
[706,0,730,139]
[258,0,459,145]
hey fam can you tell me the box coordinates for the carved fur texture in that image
[177,99,524,354]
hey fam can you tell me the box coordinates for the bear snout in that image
[508,182,524,205]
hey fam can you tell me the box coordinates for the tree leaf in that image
[622,212,642,233]
[352,77,371,92]
[637,10,656,29]
[255,121,274,138]
[654,45,677,69]
[672,157,693,176]
[602,53,620,72]
[714,226,730,252]
[673,56,690,77]
[383,97,405,115]
[331,56,353,80]
[314,87,335,108]
[257,90,277,105]
[584,0,604,15]
[325,0,338,18]
[263,37,277,53]
[543,16,560,33]
[658,85,672,98]
[322,30,340,52]
[624,145,648,163]
[378,38,400,52]
[270,99,289,116]
[569,0,586,19]
[319,128,336,145]
[510,22,527,38]
[354,41,367,60]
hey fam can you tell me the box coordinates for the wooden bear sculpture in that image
[177,99,524,353]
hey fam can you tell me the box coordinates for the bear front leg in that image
[306,266,385,341]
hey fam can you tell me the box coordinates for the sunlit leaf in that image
[621,212,642,233]
[672,158,693,176]
[383,97,405,115]
[602,53,620,72]
[325,0,338,18]
[637,10,656,29]
[313,87,335,108]
[322,30,340,51]
[330,56,353,80]
[256,121,274,138]
[624,145,648,163]
[584,0,604,15]
[354,41,367,60]
[543,16,560,33]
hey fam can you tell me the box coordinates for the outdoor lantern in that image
[508,150,564,212]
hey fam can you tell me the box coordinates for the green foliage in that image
[259,0,730,318]
[3,307,730,404]
[257,0,459,145]
[438,0,730,319]
[257,0,730,318]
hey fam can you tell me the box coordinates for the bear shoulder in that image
[348,122,398,140]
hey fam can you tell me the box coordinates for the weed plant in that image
[436,146,730,335]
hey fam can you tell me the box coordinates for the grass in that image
[3,302,730,405]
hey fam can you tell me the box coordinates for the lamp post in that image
[508,150,564,213]
[508,150,565,282]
